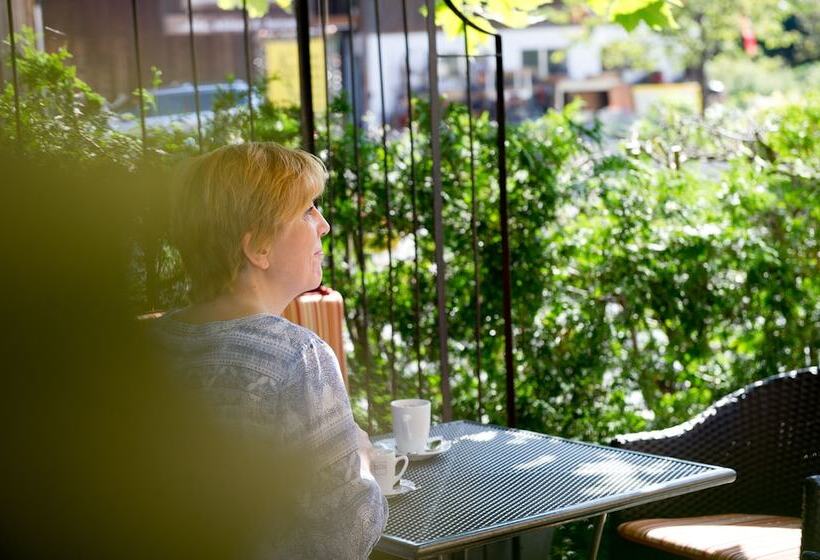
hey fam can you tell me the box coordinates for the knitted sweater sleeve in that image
[275,338,388,559]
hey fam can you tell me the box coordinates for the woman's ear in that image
[241,232,271,271]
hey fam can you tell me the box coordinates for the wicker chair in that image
[609,367,819,560]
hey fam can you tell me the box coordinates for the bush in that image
[3,30,817,441]
[707,54,820,106]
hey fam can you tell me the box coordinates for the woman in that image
[154,142,387,558]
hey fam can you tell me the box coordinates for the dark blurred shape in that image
[0,149,302,559]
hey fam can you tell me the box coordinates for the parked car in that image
[110,81,260,131]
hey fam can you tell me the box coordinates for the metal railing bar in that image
[345,0,375,431]
[401,0,424,398]
[0,17,5,87]
[319,0,336,287]
[462,23,483,420]
[185,0,203,152]
[373,0,398,401]
[241,0,255,141]
[130,0,159,309]
[295,0,315,153]
[5,0,22,143]
[129,0,147,151]
[494,33,515,427]
[425,0,452,422]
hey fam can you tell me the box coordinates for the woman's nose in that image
[317,211,330,237]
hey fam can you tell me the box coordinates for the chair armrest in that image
[803,475,820,556]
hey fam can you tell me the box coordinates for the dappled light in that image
[512,454,557,470]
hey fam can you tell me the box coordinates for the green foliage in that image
[661,0,804,67]
[574,0,819,111]
[433,0,681,51]
[215,0,680,52]
[587,0,680,31]
[4,28,817,436]
[707,55,820,106]
[0,29,140,164]
[315,94,818,440]
[216,0,291,18]
[602,37,658,71]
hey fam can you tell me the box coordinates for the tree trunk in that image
[695,58,708,115]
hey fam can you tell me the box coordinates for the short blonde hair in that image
[172,142,326,302]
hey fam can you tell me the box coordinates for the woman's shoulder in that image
[153,312,328,379]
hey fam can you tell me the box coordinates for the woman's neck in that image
[176,276,293,324]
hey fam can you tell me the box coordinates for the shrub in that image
[2,30,817,441]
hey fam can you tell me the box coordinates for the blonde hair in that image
[172,142,326,302]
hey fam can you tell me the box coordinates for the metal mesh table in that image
[375,421,735,558]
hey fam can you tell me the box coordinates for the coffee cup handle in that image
[394,454,409,485]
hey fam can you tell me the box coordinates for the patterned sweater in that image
[153,312,388,559]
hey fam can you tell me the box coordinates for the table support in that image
[587,513,607,560]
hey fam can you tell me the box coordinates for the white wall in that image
[361,23,683,119]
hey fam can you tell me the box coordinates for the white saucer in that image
[375,437,452,461]
[383,478,417,497]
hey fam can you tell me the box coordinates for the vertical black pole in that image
[463,24,483,421]
[425,0,452,422]
[495,35,515,428]
[401,0,424,398]
[241,0,255,141]
[346,0,375,432]
[319,0,335,285]
[295,0,315,153]
[5,0,21,143]
[129,0,147,152]
[130,0,159,311]
[373,0,398,401]
[186,0,203,152]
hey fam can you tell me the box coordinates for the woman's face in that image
[265,201,330,297]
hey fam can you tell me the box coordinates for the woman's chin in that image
[309,269,323,290]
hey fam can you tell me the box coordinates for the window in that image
[547,49,568,76]
[522,50,539,72]
[522,49,568,78]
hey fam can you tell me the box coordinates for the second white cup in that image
[370,447,409,494]
[391,398,431,454]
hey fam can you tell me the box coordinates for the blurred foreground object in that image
[0,150,303,559]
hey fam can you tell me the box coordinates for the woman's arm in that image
[283,338,387,558]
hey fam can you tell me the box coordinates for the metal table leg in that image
[587,513,607,560]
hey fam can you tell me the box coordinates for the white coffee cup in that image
[370,447,409,494]
[391,398,431,454]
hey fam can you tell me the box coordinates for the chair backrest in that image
[282,287,348,390]
[613,367,819,519]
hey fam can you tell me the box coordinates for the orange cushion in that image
[618,514,802,560]
[282,288,348,388]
